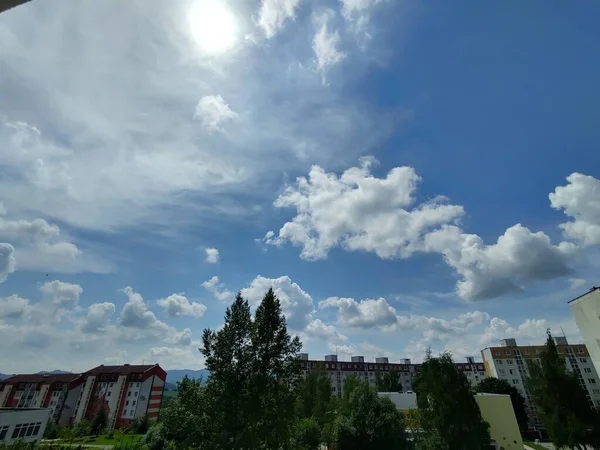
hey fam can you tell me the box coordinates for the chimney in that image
[375,357,389,364]
[466,356,475,364]
[351,356,364,363]
[324,355,338,362]
[500,338,517,347]
[401,358,411,364]
[297,353,309,361]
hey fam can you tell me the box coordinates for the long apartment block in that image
[299,354,488,396]
[481,337,600,429]
[0,364,166,429]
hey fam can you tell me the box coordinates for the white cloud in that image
[319,296,398,328]
[305,318,347,342]
[202,276,234,302]
[0,243,15,283]
[119,286,167,330]
[339,0,382,32]
[205,247,220,264]
[194,95,238,132]
[40,280,83,308]
[550,173,600,247]
[569,278,587,290]
[313,11,346,79]
[423,224,575,300]
[263,157,464,261]
[157,294,207,318]
[165,328,193,346]
[0,209,109,274]
[241,275,315,331]
[0,295,30,319]
[82,302,116,333]
[257,0,302,38]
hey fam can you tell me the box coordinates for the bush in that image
[43,419,59,440]
[143,423,167,450]
[132,414,150,435]
[293,418,321,450]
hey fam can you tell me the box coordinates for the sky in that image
[1,0,599,373]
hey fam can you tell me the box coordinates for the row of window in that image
[10,422,42,440]
[494,347,585,357]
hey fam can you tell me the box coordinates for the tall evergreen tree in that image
[413,350,490,450]
[296,364,334,427]
[201,293,256,449]
[527,332,600,449]
[251,287,303,449]
[375,370,403,393]
[475,377,528,431]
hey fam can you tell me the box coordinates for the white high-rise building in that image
[569,286,600,376]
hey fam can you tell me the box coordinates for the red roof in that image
[85,364,160,376]
[0,373,82,385]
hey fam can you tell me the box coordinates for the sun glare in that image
[188,1,238,54]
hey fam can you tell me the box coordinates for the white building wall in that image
[107,375,127,428]
[74,375,96,423]
[0,386,12,408]
[570,289,600,376]
[33,384,50,408]
[0,408,51,445]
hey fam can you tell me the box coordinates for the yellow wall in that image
[475,394,523,450]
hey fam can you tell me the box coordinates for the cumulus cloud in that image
[40,280,83,308]
[82,302,116,333]
[194,95,238,132]
[157,294,207,318]
[305,318,347,342]
[0,243,15,283]
[202,276,234,302]
[0,295,30,319]
[263,157,464,260]
[119,287,167,330]
[0,208,109,274]
[205,247,220,264]
[241,275,315,330]
[313,11,346,79]
[265,158,590,300]
[550,173,600,247]
[319,296,398,328]
[423,224,575,300]
[257,0,302,38]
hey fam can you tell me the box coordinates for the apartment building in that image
[298,353,487,397]
[0,364,166,429]
[569,286,600,376]
[481,337,600,429]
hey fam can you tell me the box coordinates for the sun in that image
[188,1,238,54]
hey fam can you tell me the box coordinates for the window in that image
[0,426,9,440]
[505,350,511,355]
[107,391,111,397]
[507,360,514,365]
[593,389,600,395]
[123,410,128,416]
[577,347,585,354]
[134,391,138,397]
[128,392,131,397]
[585,368,592,374]
[126,400,130,406]
[497,360,503,365]
[513,379,519,385]
[523,349,530,355]
[494,351,500,356]
[580,358,588,363]
[132,401,136,406]
[110,383,114,387]
[589,379,597,384]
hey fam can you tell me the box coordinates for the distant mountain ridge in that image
[0,370,71,380]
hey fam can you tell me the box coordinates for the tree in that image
[91,408,108,436]
[200,289,302,449]
[527,332,600,449]
[43,418,59,439]
[295,364,334,427]
[159,376,211,449]
[413,350,490,450]
[133,414,150,434]
[292,417,321,450]
[332,379,408,450]
[376,370,403,393]
[475,377,528,431]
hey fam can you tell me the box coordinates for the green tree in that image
[292,417,321,450]
[201,289,302,449]
[332,380,408,450]
[43,418,59,439]
[376,370,403,393]
[295,364,334,427]
[132,413,150,434]
[413,350,490,450]
[475,377,528,431]
[527,332,600,449]
[91,408,107,436]
[159,376,211,449]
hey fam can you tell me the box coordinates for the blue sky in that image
[1,0,599,373]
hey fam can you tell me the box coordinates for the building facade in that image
[481,337,600,429]
[569,286,600,376]
[0,364,166,430]
[0,408,52,445]
[298,354,488,397]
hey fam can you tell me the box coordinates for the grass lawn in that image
[524,441,547,450]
